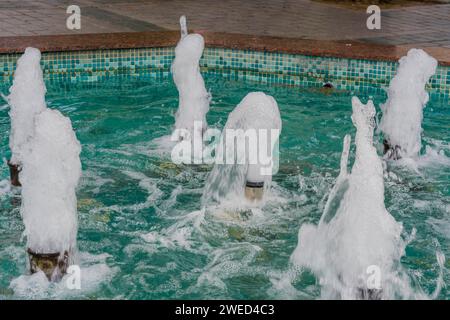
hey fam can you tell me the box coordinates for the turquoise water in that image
[0,76,448,299]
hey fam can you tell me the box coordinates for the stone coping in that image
[0,31,449,66]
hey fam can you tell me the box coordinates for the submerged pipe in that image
[244,181,264,201]
[27,248,69,281]
[244,163,265,202]
[383,139,401,160]
[7,160,21,187]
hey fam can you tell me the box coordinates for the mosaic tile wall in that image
[0,47,448,98]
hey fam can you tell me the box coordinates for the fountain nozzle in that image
[7,160,21,187]
[383,139,401,160]
[244,181,264,202]
[27,248,69,282]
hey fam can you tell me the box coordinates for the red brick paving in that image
[0,0,449,49]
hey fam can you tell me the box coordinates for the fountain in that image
[7,47,47,186]
[7,47,81,281]
[379,49,437,159]
[20,108,81,281]
[171,15,210,161]
[291,97,405,299]
[202,92,281,208]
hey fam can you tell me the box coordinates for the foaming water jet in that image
[21,109,81,281]
[291,97,407,299]
[171,15,210,161]
[7,47,82,281]
[202,92,281,211]
[7,48,47,186]
[379,49,437,160]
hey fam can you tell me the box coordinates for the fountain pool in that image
[0,75,448,299]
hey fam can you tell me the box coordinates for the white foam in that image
[0,179,11,196]
[196,243,263,291]
[78,170,114,195]
[141,209,205,251]
[379,49,437,159]
[291,97,411,299]
[122,170,163,204]
[20,108,81,254]
[417,145,450,168]
[8,47,47,165]
[267,267,307,299]
[171,15,210,158]
[150,134,177,156]
[202,92,281,207]
[9,252,117,299]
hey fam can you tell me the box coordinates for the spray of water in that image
[20,109,81,255]
[379,49,437,159]
[8,47,47,165]
[171,15,210,160]
[5,47,82,256]
[202,92,281,209]
[291,97,415,299]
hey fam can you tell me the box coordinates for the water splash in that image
[291,97,412,299]
[319,134,351,225]
[5,47,82,260]
[179,15,188,38]
[9,252,117,299]
[171,15,210,160]
[379,49,437,159]
[20,109,81,255]
[202,92,281,209]
[8,47,47,165]
[0,179,11,197]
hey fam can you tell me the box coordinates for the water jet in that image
[379,48,437,159]
[202,92,281,209]
[21,109,81,281]
[291,97,405,299]
[7,47,47,186]
[171,15,210,162]
[356,287,383,300]
[5,48,81,281]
